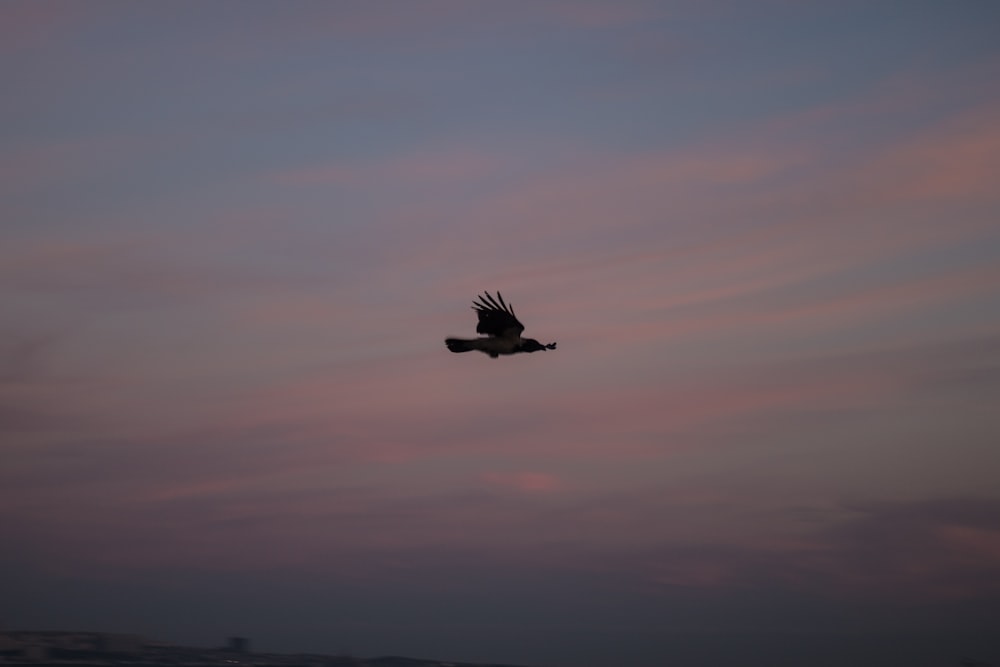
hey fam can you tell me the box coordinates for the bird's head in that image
[521,338,557,352]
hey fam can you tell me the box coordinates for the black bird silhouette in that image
[445,291,557,358]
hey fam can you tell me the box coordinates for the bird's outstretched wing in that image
[473,291,524,338]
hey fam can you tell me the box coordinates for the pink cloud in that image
[140,477,258,504]
[293,101,998,325]
[539,1,665,28]
[0,2,89,52]
[272,146,512,187]
[483,471,563,493]
[245,84,1000,344]
[612,260,1000,348]
[189,326,909,473]
[810,503,1000,602]
[937,524,1000,564]
[859,106,1000,204]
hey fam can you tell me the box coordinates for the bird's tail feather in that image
[445,338,474,353]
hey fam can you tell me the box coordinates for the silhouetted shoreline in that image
[0,632,530,667]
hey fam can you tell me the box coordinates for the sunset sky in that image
[2,2,1000,666]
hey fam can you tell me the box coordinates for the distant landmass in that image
[0,631,530,667]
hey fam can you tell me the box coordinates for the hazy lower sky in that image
[2,2,1000,666]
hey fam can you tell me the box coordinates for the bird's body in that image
[445,291,556,358]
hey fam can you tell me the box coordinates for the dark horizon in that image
[2,626,998,667]
[0,629,530,667]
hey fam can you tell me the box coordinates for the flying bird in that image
[445,291,557,358]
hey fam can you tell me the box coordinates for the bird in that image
[445,291,557,358]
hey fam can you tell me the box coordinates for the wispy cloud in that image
[272,146,511,187]
[0,2,91,52]
[483,470,564,493]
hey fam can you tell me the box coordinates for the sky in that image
[2,2,1000,666]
